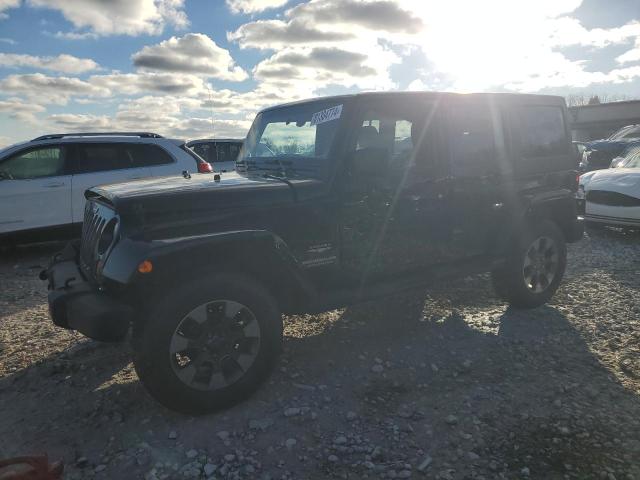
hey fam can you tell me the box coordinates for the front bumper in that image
[43,242,131,342]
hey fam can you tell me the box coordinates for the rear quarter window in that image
[125,144,174,167]
[515,106,568,157]
[510,105,572,173]
[448,102,499,178]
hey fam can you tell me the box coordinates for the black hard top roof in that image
[259,91,566,114]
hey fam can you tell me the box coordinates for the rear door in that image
[444,98,508,259]
[0,144,72,233]
[69,143,152,223]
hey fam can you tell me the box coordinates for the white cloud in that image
[132,33,247,81]
[228,18,355,50]
[548,19,640,48]
[0,73,110,105]
[47,96,252,140]
[0,136,13,148]
[0,53,100,73]
[0,0,19,20]
[0,98,45,123]
[53,31,98,40]
[89,72,207,97]
[226,0,288,14]
[228,0,423,50]
[253,45,399,93]
[0,37,16,44]
[617,38,640,65]
[290,0,423,34]
[27,0,188,36]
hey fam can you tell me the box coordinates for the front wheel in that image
[132,274,282,414]
[492,220,567,309]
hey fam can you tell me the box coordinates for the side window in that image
[352,101,442,179]
[449,103,498,177]
[192,144,214,163]
[355,116,413,170]
[624,147,640,168]
[217,144,232,163]
[229,143,242,161]
[125,144,174,167]
[0,146,65,179]
[515,106,568,157]
[216,143,242,163]
[75,144,127,174]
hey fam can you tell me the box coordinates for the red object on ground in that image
[0,456,63,480]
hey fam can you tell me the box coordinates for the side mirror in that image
[349,147,390,178]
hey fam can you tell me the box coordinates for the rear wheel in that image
[132,274,282,414]
[492,220,567,309]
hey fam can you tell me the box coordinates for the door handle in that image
[43,182,65,188]
[128,176,143,180]
[492,202,504,210]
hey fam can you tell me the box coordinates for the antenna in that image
[206,85,215,136]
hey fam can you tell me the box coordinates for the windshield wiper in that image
[263,174,297,201]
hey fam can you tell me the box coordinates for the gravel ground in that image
[0,229,639,480]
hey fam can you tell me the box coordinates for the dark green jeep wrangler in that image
[44,92,583,413]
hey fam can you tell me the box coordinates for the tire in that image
[491,220,567,309]
[132,273,282,415]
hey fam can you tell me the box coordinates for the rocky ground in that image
[0,228,639,480]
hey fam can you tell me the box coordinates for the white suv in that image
[0,132,212,244]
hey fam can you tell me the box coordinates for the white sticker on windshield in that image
[310,104,343,126]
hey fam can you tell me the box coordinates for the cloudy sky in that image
[0,0,639,146]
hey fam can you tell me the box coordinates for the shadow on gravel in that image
[0,338,145,459]
[0,241,66,317]
[283,285,640,478]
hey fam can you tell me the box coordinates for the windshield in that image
[609,125,640,140]
[237,100,346,178]
[620,146,640,168]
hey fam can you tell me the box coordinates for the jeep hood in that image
[88,172,326,236]
[90,171,323,206]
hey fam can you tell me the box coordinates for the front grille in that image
[587,190,640,207]
[80,200,116,279]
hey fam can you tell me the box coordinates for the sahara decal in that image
[310,105,343,126]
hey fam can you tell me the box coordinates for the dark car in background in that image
[186,138,243,173]
[580,124,640,172]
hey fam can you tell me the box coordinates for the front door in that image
[0,144,72,234]
[339,97,451,283]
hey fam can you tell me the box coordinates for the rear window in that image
[125,144,174,167]
[513,106,568,157]
[449,102,498,177]
[191,143,214,163]
[74,143,174,173]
